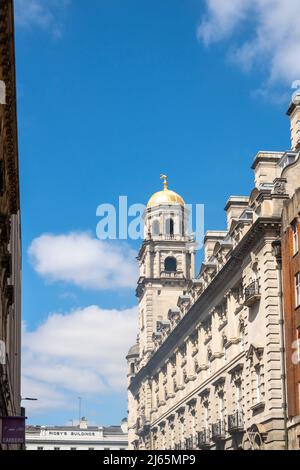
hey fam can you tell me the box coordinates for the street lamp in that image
[272,239,282,265]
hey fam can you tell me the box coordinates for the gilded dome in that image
[147,175,185,208]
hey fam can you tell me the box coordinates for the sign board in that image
[0,417,26,444]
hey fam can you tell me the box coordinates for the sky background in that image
[14,0,300,426]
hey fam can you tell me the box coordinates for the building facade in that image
[26,418,128,451]
[127,93,300,450]
[281,92,300,450]
[0,0,22,450]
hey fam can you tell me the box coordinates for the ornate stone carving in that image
[272,178,287,195]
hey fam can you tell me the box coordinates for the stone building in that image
[0,0,23,450]
[26,418,128,451]
[127,92,300,450]
[280,91,300,450]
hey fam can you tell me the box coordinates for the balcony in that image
[211,420,226,441]
[174,442,183,450]
[228,411,244,434]
[161,270,184,279]
[184,437,194,450]
[136,415,150,436]
[244,280,260,307]
[197,429,211,449]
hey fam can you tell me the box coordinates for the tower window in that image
[165,218,174,236]
[164,256,177,272]
[152,220,160,236]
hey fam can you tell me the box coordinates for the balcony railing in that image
[244,280,260,307]
[197,429,211,449]
[184,437,194,450]
[228,411,244,434]
[211,420,226,441]
[161,270,184,279]
[174,438,195,450]
[174,442,183,450]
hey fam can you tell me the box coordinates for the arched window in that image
[130,363,135,375]
[152,220,160,236]
[165,218,174,236]
[164,256,177,272]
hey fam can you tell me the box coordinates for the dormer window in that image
[164,256,177,272]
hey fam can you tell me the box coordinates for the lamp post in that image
[78,397,82,425]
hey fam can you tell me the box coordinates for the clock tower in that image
[136,175,196,367]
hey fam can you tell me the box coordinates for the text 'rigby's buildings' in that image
[26,418,128,451]
[127,92,300,450]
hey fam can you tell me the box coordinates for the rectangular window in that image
[170,425,175,449]
[295,273,300,308]
[292,221,299,255]
[236,382,242,411]
[191,413,196,439]
[255,366,262,403]
[218,394,225,421]
[204,404,209,430]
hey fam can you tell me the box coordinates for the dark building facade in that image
[0,0,22,450]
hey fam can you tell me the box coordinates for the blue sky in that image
[14,0,300,426]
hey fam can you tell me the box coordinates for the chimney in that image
[287,91,300,151]
[251,151,283,188]
[203,231,227,262]
[224,196,249,230]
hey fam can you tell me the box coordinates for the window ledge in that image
[250,401,265,413]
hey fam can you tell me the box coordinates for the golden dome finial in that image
[147,175,184,208]
[160,174,168,190]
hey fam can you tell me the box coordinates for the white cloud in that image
[28,232,137,290]
[199,0,252,45]
[198,0,300,87]
[22,305,138,415]
[14,0,70,37]
[22,376,71,413]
